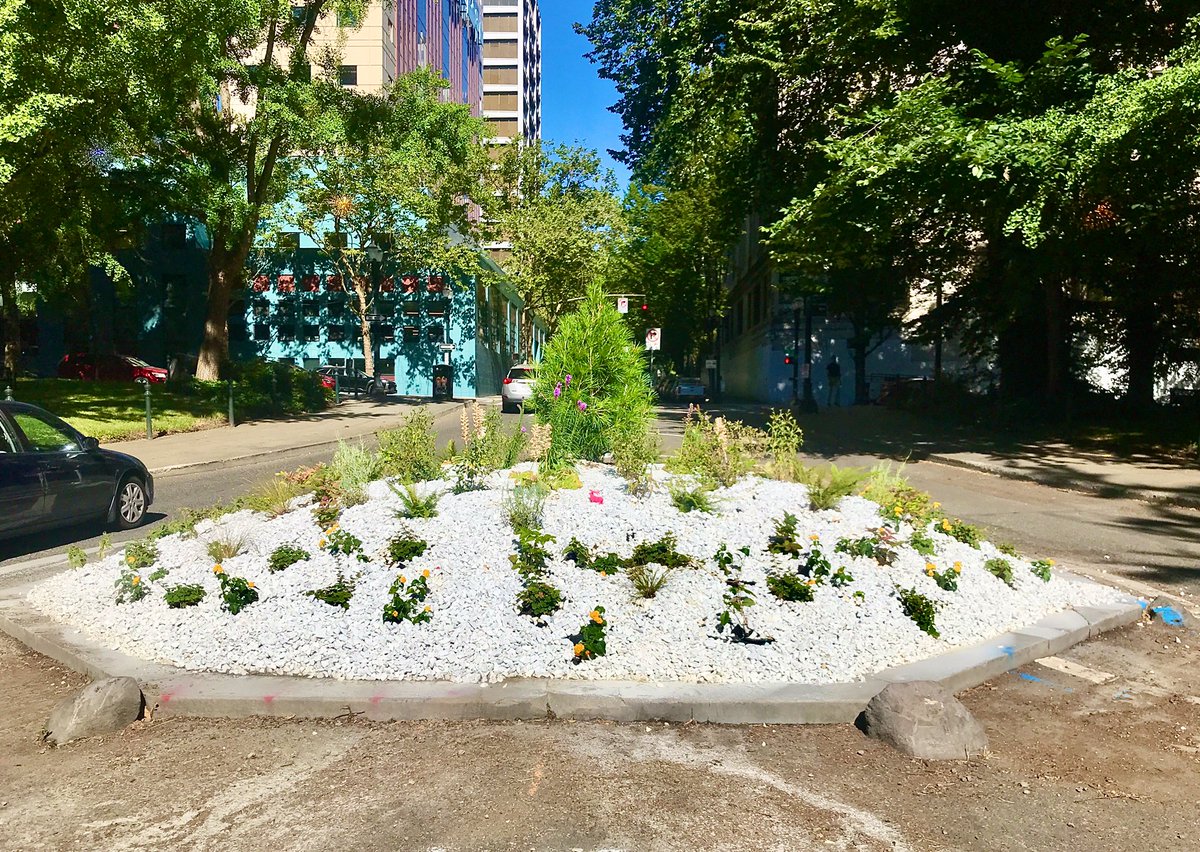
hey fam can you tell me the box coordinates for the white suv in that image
[501,364,537,413]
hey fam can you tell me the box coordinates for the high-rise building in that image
[481,0,541,143]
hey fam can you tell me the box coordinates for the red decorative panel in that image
[252,275,270,293]
[326,275,344,292]
[301,275,320,292]
[427,275,445,294]
[401,275,419,294]
[276,274,295,293]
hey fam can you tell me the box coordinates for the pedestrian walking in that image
[826,358,842,407]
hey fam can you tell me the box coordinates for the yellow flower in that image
[391,610,399,618]
[424,605,431,612]
[131,575,140,585]
[247,581,256,589]
[1046,559,1056,566]
[925,563,936,576]
[573,642,585,657]
[327,523,340,534]
[809,534,820,541]
[599,571,607,577]
[942,519,952,531]
[894,508,902,517]
[318,539,327,549]
[806,579,817,586]
[933,502,941,509]
[399,575,407,585]
[126,556,135,565]
[213,565,225,575]
[589,610,603,624]
[422,569,431,579]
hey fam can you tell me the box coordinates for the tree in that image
[287,69,489,375]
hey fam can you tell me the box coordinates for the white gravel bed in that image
[27,465,1129,684]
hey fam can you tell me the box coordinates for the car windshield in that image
[124,357,152,367]
[509,368,535,381]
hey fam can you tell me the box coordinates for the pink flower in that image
[565,374,572,387]
[589,490,604,504]
[553,383,562,399]
[520,426,527,433]
[577,400,588,411]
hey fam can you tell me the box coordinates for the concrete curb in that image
[924,453,1200,511]
[0,581,1145,725]
[147,400,470,476]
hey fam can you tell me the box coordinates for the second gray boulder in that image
[861,681,988,760]
[45,677,144,746]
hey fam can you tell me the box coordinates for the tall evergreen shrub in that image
[532,283,654,467]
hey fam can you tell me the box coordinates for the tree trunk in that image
[355,281,375,376]
[197,237,255,381]
[1124,304,1157,409]
[851,335,869,405]
[1043,277,1067,405]
[1,273,20,379]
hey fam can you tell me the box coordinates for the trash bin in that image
[432,364,453,401]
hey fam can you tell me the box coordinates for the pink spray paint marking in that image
[589,490,604,505]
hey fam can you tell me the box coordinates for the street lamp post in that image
[795,296,818,414]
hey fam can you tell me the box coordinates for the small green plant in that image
[517,580,564,618]
[801,464,865,511]
[148,566,169,582]
[562,537,593,568]
[306,570,358,609]
[312,500,342,528]
[510,526,556,578]
[122,539,158,571]
[939,517,983,549]
[767,513,803,558]
[835,529,898,565]
[205,533,246,563]
[96,533,113,560]
[387,533,429,567]
[668,480,718,514]
[897,586,941,637]
[390,483,441,519]
[1030,558,1055,582]
[502,482,549,530]
[714,544,771,644]
[925,560,961,591]
[613,426,660,489]
[629,533,694,570]
[997,542,1020,557]
[114,570,150,604]
[766,572,815,602]
[268,544,310,573]
[164,584,206,609]
[761,409,804,480]
[377,410,439,483]
[66,546,88,569]
[666,407,767,487]
[572,606,608,662]
[213,566,258,615]
[801,539,832,581]
[323,528,371,563]
[591,552,624,575]
[852,590,866,603]
[909,528,936,557]
[383,569,433,624]
[450,402,504,493]
[627,562,671,598]
[544,465,583,490]
[828,565,854,587]
[984,557,1015,587]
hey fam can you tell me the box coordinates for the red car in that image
[58,353,169,383]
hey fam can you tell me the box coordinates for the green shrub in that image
[387,534,429,566]
[897,587,941,637]
[503,482,549,530]
[572,607,608,662]
[123,539,158,571]
[714,544,771,644]
[984,557,1015,587]
[531,282,654,468]
[925,560,961,591]
[324,528,371,563]
[997,542,1020,557]
[510,526,556,578]
[629,533,694,569]
[1030,558,1055,582]
[268,544,310,573]
[765,409,803,470]
[767,573,816,602]
[562,536,593,567]
[391,483,441,518]
[226,358,329,418]
[627,562,671,598]
[669,480,717,514]
[909,528,936,557]
[213,568,258,614]
[802,464,865,511]
[517,580,563,618]
[665,407,766,487]
[114,569,150,604]
[590,552,625,575]
[331,441,382,503]
[66,546,88,569]
[306,571,357,609]
[377,410,440,483]
[613,426,660,488]
[939,517,983,549]
[835,532,898,566]
[164,584,206,608]
[383,570,433,624]
[767,513,803,558]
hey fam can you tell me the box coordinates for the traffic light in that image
[641,302,649,311]
[784,351,795,366]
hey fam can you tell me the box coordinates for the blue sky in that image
[538,1,632,189]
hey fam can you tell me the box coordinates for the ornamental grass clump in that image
[246,473,307,518]
[801,464,865,511]
[390,483,441,519]
[212,564,258,615]
[377,410,439,483]
[164,584,206,609]
[627,562,671,598]
[331,440,383,505]
[502,482,549,531]
[268,544,310,573]
[530,282,654,469]
[571,607,607,662]
[984,557,1015,587]
[666,406,767,487]
[383,570,433,625]
[205,532,246,563]
[896,586,941,638]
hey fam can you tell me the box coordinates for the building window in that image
[252,300,270,318]
[328,325,347,342]
[304,324,320,342]
[303,304,320,320]
[403,325,420,342]
[277,231,300,250]
[254,322,270,341]
[337,7,361,26]
[324,232,348,250]
[338,65,358,86]
[427,323,444,343]
[380,324,395,343]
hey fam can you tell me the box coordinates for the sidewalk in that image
[109,397,472,474]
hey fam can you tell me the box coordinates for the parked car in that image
[673,377,707,403]
[267,359,336,391]
[317,366,396,397]
[0,401,154,540]
[58,353,168,383]
[501,364,537,413]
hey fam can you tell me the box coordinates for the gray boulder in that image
[861,681,988,760]
[45,677,144,746]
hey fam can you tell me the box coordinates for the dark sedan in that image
[318,366,396,396]
[0,401,154,541]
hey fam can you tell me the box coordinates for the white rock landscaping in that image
[27,464,1128,685]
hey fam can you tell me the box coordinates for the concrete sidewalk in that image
[109,397,476,474]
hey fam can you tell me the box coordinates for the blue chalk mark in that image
[1151,606,1184,627]
[1138,599,1148,609]
[1018,673,1043,683]
[998,645,1016,658]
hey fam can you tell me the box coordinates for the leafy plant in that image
[629,533,694,569]
[377,410,439,483]
[449,402,506,493]
[766,572,816,602]
[897,587,941,637]
[323,528,371,563]
[517,580,563,618]
[502,482,549,530]
[96,533,113,560]
[383,570,433,624]
[562,537,593,567]
[940,517,983,549]
[164,584,207,608]
[627,562,671,598]
[997,542,1020,557]
[268,544,310,573]
[148,566,169,582]
[66,546,88,569]
[510,526,556,578]
[114,570,150,604]
[714,544,772,644]
[801,464,865,511]
[762,409,804,479]
[306,571,358,610]
[800,540,832,581]
[767,513,803,558]
[1030,558,1055,582]
[205,533,246,563]
[387,533,429,567]
[530,282,655,468]
[925,560,961,592]
[828,565,854,587]
[668,480,717,514]
[123,539,158,571]
[391,483,441,519]
[150,500,248,540]
[612,425,660,489]
[909,528,936,557]
[212,566,258,615]
[984,557,1015,587]
[590,552,624,575]
[572,607,608,662]
[835,530,898,565]
[666,406,767,487]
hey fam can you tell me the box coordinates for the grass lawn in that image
[7,380,228,443]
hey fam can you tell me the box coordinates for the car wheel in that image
[115,477,148,530]
[501,399,515,414]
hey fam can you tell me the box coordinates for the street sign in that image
[705,358,717,370]
[645,328,661,351]
[616,297,629,314]
[363,313,385,323]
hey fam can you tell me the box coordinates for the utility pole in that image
[798,296,818,414]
